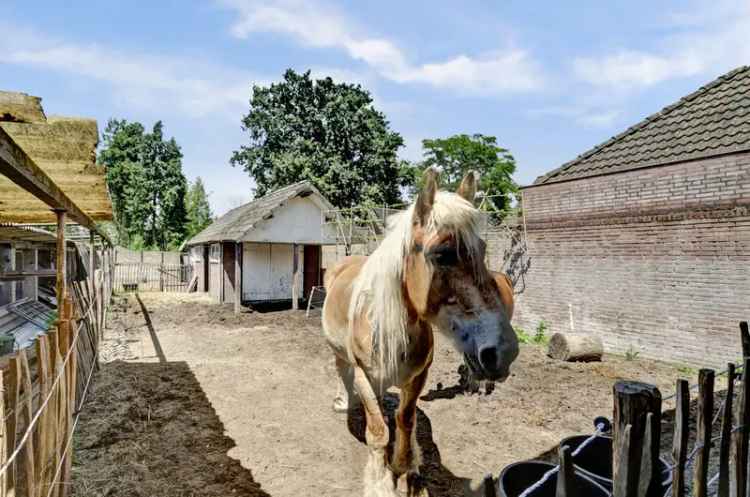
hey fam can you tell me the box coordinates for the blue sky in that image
[2,1,748,215]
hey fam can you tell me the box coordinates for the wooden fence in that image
[0,254,113,497]
[486,322,750,497]
[114,262,194,293]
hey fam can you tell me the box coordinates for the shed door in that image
[303,245,321,299]
[222,242,236,304]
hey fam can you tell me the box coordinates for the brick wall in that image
[509,151,750,367]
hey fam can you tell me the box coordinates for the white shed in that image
[185,181,335,309]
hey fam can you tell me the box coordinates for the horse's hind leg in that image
[333,355,358,412]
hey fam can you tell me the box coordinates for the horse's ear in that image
[414,167,439,225]
[457,170,478,204]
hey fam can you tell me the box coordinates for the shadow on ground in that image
[72,360,271,497]
[347,393,477,497]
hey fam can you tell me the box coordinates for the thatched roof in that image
[0,91,112,223]
[187,180,334,246]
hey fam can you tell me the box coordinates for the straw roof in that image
[0,91,112,223]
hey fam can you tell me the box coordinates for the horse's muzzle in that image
[463,352,511,382]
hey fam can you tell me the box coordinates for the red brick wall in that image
[512,151,750,367]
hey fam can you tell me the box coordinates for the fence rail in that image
[114,262,193,293]
[0,248,113,497]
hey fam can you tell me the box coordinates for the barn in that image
[185,181,335,309]
[512,65,750,367]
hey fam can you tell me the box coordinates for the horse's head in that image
[403,168,519,381]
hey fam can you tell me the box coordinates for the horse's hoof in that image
[396,472,428,497]
[332,397,349,413]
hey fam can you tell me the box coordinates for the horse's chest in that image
[375,326,433,388]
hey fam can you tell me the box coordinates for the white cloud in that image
[573,50,703,89]
[218,0,544,94]
[526,106,621,129]
[0,23,262,119]
[572,0,750,89]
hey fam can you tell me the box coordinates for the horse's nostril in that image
[479,346,498,369]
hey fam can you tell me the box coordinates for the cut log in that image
[547,333,603,362]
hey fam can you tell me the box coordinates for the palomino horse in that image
[322,168,518,495]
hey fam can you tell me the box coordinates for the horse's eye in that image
[430,248,458,266]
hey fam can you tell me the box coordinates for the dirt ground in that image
[73,293,700,497]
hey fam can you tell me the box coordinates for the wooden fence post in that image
[718,364,736,497]
[693,369,714,497]
[612,381,661,497]
[672,379,689,497]
[730,357,750,497]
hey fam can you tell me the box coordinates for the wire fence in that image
[114,262,194,293]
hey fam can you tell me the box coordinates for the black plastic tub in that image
[560,435,672,494]
[498,461,610,497]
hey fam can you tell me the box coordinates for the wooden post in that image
[33,248,39,302]
[234,243,241,315]
[89,231,96,303]
[55,210,67,305]
[612,381,662,497]
[8,245,15,303]
[693,369,714,497]
[556,445,574,497]
[731,358,750,497]
[159,251,164,292]
[672,380,689,497]
[741,322,749,360]
[718,364,736,497]
[292,243,299,311]
[0,370,6,497]
[483,474,497,497]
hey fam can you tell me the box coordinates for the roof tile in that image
[534,66,750,185]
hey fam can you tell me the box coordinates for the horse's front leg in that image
[391,367,429,476]
[352,365,389,449]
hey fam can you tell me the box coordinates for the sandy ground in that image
[73,293,699,497]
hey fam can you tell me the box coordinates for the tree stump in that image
[547,333,603,362]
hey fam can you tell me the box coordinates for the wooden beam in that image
[0,127,111,243]
[56,210,66,304]
[89,230,96,299]
[292,243,299,310]
[0,269,57,281]
[234,242,241,315]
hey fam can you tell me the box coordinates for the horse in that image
[322,168,519,494]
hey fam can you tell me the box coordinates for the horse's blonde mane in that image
[348,191,483,384]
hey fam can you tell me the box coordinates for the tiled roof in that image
[186,180,333,245]
[533,66,750,185]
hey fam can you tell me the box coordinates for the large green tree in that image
[230,69,410,208]
[99,119,188,250]
[185,177,213,239]
[418,133,518,212]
